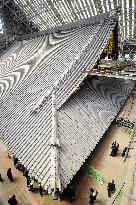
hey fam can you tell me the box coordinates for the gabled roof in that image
[1,12,133,192]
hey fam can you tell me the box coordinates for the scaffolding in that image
[0,0,39,54]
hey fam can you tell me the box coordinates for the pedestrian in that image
[29,179,34,191]
[107,182,112,197]
[23,167,28,178]
[39,183,43,196]
[68,186,75,202]
[90,188,94,196]
[53,188,61,200]
[89,194,94,204]
[12,195,18,205]
[114,146,118,156]
[0,174,3,182]
[111,180,116,193]
[7,168,13,182]
[13,157,18,166]
[110,146,117,156]
[8,195,18,205]
[57,189,62,201]
[121,147,128,157]
[111,142,115,148]
[117,143,119,151]
[27,176,31,187]
[92,189,98,200]
[110,141,119,156]
[89,188,94,204]
[8,196,13,205]
[89,188,98,204]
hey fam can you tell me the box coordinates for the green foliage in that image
[86,164,104,185]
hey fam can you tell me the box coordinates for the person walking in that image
[107,182,112,197]
[111,142,116,148]
[68,186,75,202]
[0,174,3,182]
[23,167,28,178]
[27,176,31,187]
[8,195,18,205]
[92,189,98,201]
[121,147,128,157]
[89,188,98,204]
[89,188,94,204]
[111,180,116,193]
[39,183,43,196]
[53,188,61,200]
[11,195,18,205]
[13,157,18,166]
[7,168,13,182]
[29,179,34,191]
[114,141,117,147]
[116,143,119,152]
[8,196,13,205]
[114,146,118,156]
[107,180,116,197]
[110,142,119,156]
[110,146,117,156]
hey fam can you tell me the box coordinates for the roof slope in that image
[58,76,135,189]
[0,12,116,102]
[0,12,131,191]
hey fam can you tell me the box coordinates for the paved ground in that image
[0,92,136,205]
